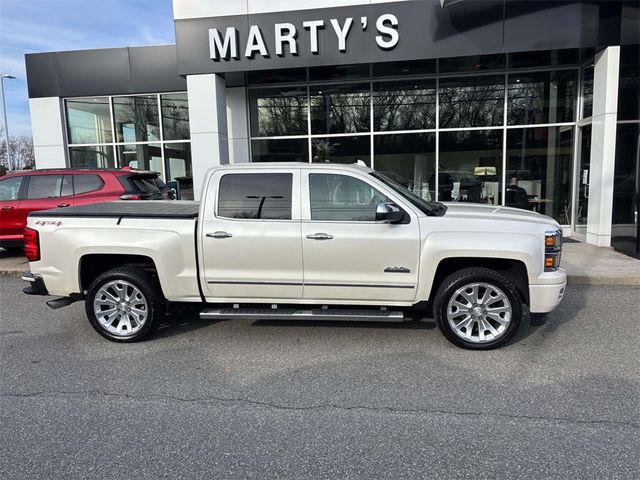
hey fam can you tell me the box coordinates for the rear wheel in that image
[434,267,522,350]
[85,267,164,342]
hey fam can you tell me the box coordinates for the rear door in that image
[16,174,74,227]
[71,174,106,205]
[0,175,25,242]
[200,169,303,301]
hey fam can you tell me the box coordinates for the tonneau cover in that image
[29,201,199,219]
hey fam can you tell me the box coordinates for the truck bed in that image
[29,201,200,219]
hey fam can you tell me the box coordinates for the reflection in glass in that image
[439,76,504,128]
[249,87,307,137]
[164,142,192,182]
[508,70,576,125]
[617,45,640,122]
[66,98,112,144]
[218,173,292,220]
[581,65,594,119]
[575,125,592,234]
[439,130,502,204]
[506,126,574,223]
[312,136,370,166]
[252,138,308,162]
[374,133,435,200]
[116,143,162,172]
[113,95,160,143]
[69,145,115,168]
[373,80,436,131]
[310,84,370,134]
[161,94,190,140]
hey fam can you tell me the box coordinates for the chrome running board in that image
[200,307,404,323]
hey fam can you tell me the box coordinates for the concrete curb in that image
[1,268,639,286]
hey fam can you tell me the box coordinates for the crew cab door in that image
[301,170,421,303]
[200,169,303,301]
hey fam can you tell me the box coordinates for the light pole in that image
[1,74,16,170]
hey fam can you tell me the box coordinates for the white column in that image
[226,87,250,163]
[29,97,67,169]
[586,46,620,247]
[186,73,229,200]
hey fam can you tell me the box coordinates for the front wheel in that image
[85,267,164,342]
[433,267,522,350]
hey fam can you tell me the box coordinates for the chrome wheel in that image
[446,282,512,344]
[93,280,148,337]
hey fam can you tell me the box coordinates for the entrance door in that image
[301,170,421,303]
[574,125,592,238]
[200,169,303,301]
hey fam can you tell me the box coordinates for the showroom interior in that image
[24,0,640,257]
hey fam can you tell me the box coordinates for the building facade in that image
[25,0,640,256]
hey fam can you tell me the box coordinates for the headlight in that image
[544,230,562,272]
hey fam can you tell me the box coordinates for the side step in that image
[200,307,404,323]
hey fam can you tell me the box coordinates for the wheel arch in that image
[79,253,163,295]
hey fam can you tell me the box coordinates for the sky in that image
[0,0,176,137]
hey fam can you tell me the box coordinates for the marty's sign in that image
[209,14,399,61]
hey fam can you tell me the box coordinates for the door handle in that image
[306,233,334,240]
[206,231,233,239]
[57,203,70,208]
[1,206,14,211]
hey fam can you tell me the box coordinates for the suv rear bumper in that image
[22,272,49,296]
[529,269,567,313]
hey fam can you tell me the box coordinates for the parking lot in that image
[1,275,638,479]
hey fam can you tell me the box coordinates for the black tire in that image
[85,267,165,342]
[433,267,522,350]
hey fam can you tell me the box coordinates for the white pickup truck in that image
[22,163,566,349]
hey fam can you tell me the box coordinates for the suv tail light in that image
[24,227,40,262]
[120,194,142,200]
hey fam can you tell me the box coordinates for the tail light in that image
[23,227,40,262]
[120,194,142,200]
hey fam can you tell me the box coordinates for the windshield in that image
[370,172,447,217]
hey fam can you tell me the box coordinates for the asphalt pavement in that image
[1,276,639,479]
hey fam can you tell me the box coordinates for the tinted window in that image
[26,175,64,199]
[74,174,104,194]
[218,173,292,220]
[66,97,112,144]
[0,176,23,201]
[131,177,161,194]
[161,93,190,140]
[309,173,389,221]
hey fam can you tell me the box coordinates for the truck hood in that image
[441,202,560,228]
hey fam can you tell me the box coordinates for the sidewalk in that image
[2,243,640,284]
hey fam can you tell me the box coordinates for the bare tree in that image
[0,135,35,170]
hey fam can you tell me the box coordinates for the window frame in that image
[214,171,297,222]
[301,168,415,223]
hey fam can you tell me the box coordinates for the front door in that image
[200,169,303,301]
[301,170,421,303]
[574,125,591,238]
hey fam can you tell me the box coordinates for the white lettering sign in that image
[208,14,399,61]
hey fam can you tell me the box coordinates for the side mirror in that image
[376,202,405,224]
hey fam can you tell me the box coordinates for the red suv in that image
[0,168,170,249]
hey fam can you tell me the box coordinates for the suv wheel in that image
[434,267,522,350]
[85,267,164,342]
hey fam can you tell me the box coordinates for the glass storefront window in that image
[309,64,370,81]
[439,130,503,204]
[581,64,594,119]
[161,94,190,140]
[116,143,162,172]
[439,75,505,128]
[506,126,574,223]
[66,97,112,144]
[508,49,579,69]
[373,80,436,131]
[113,95,160,143]
[508,70,577,125]
[311,136,370,166]
[373,59,436,78]
[68,145,115,169]
[164,142,192,181]
[249,87,308,137]
[310,84,370,134]
[617,45,639,121]
[373,133,435,200]
[251,138,309,162]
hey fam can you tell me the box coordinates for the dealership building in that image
[25,0,640,257]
